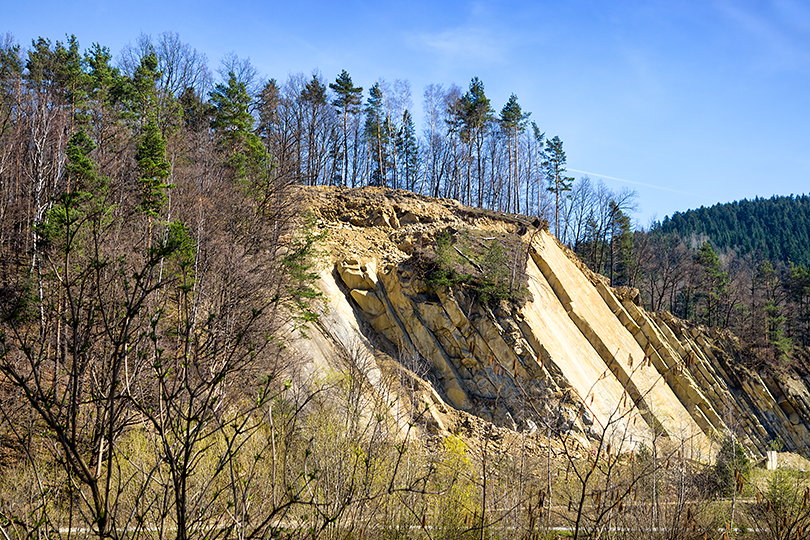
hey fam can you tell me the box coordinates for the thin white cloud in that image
[568,168,691,195]
[715,0,810,70]
[408,25,508,64]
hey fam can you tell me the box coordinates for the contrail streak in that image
[568,168,691,195]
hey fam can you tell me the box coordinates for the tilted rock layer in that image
[293,186,810,459]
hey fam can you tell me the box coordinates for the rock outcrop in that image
[290,186,810,460]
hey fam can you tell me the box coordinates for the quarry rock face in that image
[293,186,810,459]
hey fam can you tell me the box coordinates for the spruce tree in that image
[608,201,634,286]
[64,127,106,195]
[694,241,730,327]
[130,51,161,124]
[257,79,280,139]
[396,109,419,191]
[178,86,212,132]
[39,128,109,249]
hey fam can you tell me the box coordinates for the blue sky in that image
[4,0,810,225]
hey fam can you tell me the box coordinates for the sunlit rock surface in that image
[288,186,810,460]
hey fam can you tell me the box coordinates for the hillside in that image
[4,32,810,537]
[5,182,810,536]
[296,186,810,459]
[658,194,810,265]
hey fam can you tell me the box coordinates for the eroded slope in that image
[292,186,810,459]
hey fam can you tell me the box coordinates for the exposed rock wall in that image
[293,186,810,459]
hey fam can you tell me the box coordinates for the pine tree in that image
[0,38,22,124]
[84,43,123,149]
[25,35,88,122]
[543,135,573,237]
[499,94,530,213]
[364,82,390,186]
[85,43,118,104]
[528,122,546,216]
[450,77,493,206]
[210,72,268,187]
[299,75,329,186]
[329,70,363,187]
[135,118,171,216]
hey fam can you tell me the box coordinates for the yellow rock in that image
[350,289,386,316]
[293,187,810,460]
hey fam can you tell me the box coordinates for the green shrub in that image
[747,469,810,540]
[421,229,527,306]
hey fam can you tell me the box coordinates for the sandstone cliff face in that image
[292,186,810,459]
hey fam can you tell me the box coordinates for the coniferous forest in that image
[1,31,810,537]
[628,195,810,359]
[659,195,810,266]
[631,196,810,360]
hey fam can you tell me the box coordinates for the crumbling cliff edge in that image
[289,186,810,460]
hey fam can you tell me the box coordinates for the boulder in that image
[337,259,377,290]
[350,289,386,316]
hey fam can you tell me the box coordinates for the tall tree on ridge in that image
[450,77,493,206]
[527,121,546,217]
[365,82,390,186]
[500,94,530,214]
[257,78,299,189]
[329,70,363,187]
[299,74,331,186]
[210,71,268,198]
[543,135,573,237]
[397,109,419,192]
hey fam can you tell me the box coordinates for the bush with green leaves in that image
[420,228,527,306]
[747,469,810,540]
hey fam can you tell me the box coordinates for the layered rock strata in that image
[293,186,810,459]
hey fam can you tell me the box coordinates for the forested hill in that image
[658,194,810,265]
